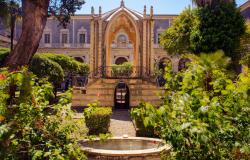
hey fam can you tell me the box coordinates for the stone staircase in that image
[72,78,165,108]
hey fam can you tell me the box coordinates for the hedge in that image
[30,54,65,87]
[0,49,89,76]
[38,53,89,75]
[84,103,112,135]
[0,49,89,90]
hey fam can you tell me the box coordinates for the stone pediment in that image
[101,1,143,21]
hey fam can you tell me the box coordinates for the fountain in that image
[79,137,171,160]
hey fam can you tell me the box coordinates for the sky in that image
[76,0,249,15]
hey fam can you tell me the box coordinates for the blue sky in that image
[77,0,248,15]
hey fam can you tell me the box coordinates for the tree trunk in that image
[4,0,50,69]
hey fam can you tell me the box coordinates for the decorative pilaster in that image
[142,5,147,76]
[72,19,75,44]
[150,6,155,74]
[98,6,103,72]
[90,7,95,75]
[147,18,150,74]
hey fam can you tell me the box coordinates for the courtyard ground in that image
[109,109,136,137]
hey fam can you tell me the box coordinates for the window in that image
[158,33,161,44]
[62,34,68,44]
[44,34,50,44]
[79,33,86,44]
[117,34,127,47]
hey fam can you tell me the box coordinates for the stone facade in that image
[2,0,250,108]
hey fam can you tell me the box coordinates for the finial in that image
[99,6,102,15]
[121,0,125,7]
[150,6,153,17]
[143,5,146,18]
[91,6,94,15]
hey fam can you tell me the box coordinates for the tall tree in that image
[1,0,85,69]
[160,7,195,55]
[192,0,233,7]
[161,0,245,60]
[190,0,245,59]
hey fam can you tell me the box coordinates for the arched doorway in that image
[114,81,129,109]
[115,57,128,65]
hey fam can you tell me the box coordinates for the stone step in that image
[73,99,162,107]
[83,90,164,96]
[73,94,162,101]
[73,90,164,97]
[72,79,164,107]
[86,84,160,90]
[72,96,113,101]
[72,101,113,107]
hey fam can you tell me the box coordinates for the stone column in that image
[89,7,95,76]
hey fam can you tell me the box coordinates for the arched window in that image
[117,34,127,47]
[74,57,84,63]
[115,57,128,65]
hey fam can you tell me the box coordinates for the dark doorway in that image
[114,81,129,109]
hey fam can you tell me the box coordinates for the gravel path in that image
[109,110,136,137]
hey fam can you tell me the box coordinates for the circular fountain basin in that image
[79,137,171,160]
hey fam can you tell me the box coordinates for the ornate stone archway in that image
[104,11,140,68]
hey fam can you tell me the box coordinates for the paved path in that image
[109,110,136,137]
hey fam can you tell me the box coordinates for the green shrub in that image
[0,50,89,89]
[0,48,9,66]
[139,52,250,159]
[0,68,86,159]
[38,53,89,75]
[131,102,158,138]
[84,103,112,135]
[58,88,72,106]
[111,62,133,77]
[29,54,65,88]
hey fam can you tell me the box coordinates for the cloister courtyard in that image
[0,0,250,159]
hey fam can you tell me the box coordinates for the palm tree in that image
[199,51,231,90]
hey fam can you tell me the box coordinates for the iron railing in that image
[72,66,166,87]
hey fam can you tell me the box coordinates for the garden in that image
[0,0,250,159]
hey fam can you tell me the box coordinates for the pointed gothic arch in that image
[104,10,140,67]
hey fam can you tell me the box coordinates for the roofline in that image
[240,1,250,10]
[151,14,179,16]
